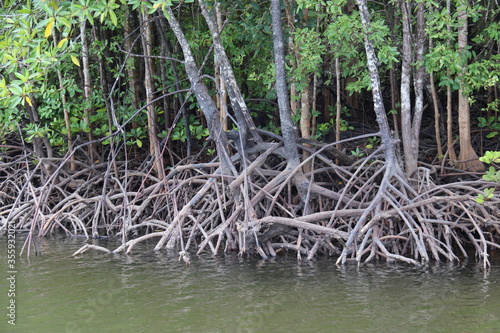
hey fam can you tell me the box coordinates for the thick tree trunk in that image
[456,1,484,172]
[445,0,458,163]
[400,0,425,176]
[270,0,302,167]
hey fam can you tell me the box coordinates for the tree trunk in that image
[154,13,192,158]
[445,0,458,163]
[300,78,312,172]
[356,0,395,157]
[335,58,341,148]
[199,0,261,149]
[80,19,96,161]
[270,0,302,167]
[400,0,425,177]
[214,3,228,132]
[270,0,312,206]
[456,0,484,172]
[164,7,235,176]
[140,12,165,180]
[51,30,75,171]
[429,49,443,159]
[123,7,141,132]
[389,68,400,139]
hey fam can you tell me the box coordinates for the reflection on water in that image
[1,236,499,333]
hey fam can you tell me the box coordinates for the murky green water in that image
[1,235,500,333]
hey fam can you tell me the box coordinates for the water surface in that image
[1,236,499,332]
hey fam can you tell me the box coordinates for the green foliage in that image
[477,116,500,138]
[366,136,380,149]
[171,115,209,142]
[479,151,500,166]
[288,27,325,92]
[476,151,500,203]
[425,3,500,96]
[350,147,364,158]
[476,187,495,204]
[324,3,398,94]
[126,127,147,147]
[312,106,353,141]
[1,0,499,166]
[219,1,274,100]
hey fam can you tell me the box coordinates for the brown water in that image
[1,235,500,332]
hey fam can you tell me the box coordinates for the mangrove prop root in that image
[1,142,499,267]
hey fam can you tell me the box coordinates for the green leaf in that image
[8,85,23,95]
[14,72,28,82]
[475,194,485,204]
[109,10,118,26]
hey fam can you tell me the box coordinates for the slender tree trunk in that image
[214,3,228,132]
[446,79,458,162]
[337,0,404,265]
[270,0,312,207]
[80,19,96,161]
[429,36,443,159]
[400,0,413,173]
[300,78,311,172]
[51,30,75,171]
[389,68,400,139]
[311,74,318,138]
[93,25,120,179]
[412,1,426,167]
[140,12,165,179]
[27,102,54,181]
[356,0,397,160]
[284,0,299,121]
[335,58,341,148]
[199,0,261,148]
[154,13,192,158]
[123,7,140,132]
[456,1,484,171]
[164,7,235,176]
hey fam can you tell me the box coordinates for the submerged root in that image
[1,139,499,268]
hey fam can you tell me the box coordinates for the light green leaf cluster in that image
[476,151,500,203]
